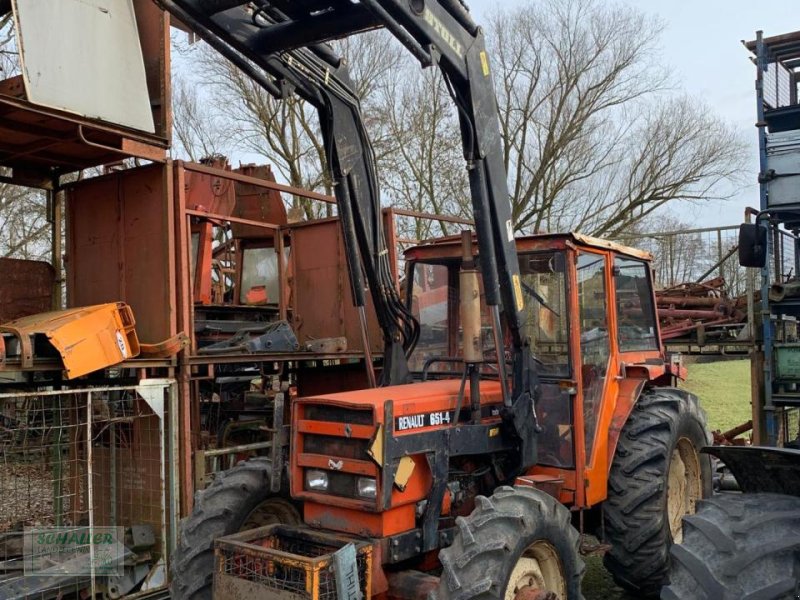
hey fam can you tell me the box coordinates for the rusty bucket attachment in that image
[0,302,140,378]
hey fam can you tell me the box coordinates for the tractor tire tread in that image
[603,387,711,597]
[170,457,299,600]
[662,493,800,600]
[431,486,584,600]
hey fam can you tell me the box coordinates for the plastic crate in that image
[214,524,372,600]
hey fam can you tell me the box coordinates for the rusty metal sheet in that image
[0,96,168,177]
[183,159,237,215]
[289,218,382,353]
[13,0,154,133]
[231,164,288,239]
[0,258,54,322]
[66,163,176,343]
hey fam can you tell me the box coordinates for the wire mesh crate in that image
[0,382,173,599]
[214,525,372,600]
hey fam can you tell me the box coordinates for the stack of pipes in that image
[656,277,745,340]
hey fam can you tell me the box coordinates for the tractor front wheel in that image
[169,457,300,600]
[432,486,584,600]
[603,387,711,597]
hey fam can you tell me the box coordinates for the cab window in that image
[519,251,570,377]
[577,252,610,462]
[614,257,658,352]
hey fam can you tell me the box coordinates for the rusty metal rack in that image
[214,525,372,600]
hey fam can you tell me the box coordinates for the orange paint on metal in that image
[0,302,139,378]
[303,502,416,538]
[296,420,376,439]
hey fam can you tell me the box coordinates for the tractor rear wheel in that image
[662,492,800,600]
[169,457,300,600]
[603,387,711,597]
[432,486,584,600]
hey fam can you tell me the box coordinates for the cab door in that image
[576,250,613,486]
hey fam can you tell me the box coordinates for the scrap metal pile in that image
[656,277,747,341]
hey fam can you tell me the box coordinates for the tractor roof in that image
[403,232,652,262]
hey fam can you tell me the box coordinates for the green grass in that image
[581,358,751,598]
[681,359,752,432]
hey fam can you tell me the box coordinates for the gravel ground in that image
[0,461,57,532]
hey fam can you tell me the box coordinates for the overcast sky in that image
[465,0,798,228]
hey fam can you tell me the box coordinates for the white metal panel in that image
[13,0,155,133]
[766,130,800,207]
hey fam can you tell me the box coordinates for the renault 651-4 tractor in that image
[156,1,712,598]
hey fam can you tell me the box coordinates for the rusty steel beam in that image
[182,160,336,204]
[185,208,281,231]
[389,207,474,225]
[659,308,726,320]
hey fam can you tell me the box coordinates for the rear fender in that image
[606,378,646,471]
[703,445,800,496]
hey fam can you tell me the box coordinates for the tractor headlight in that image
[305,469,329,492]
[356,477,377,499]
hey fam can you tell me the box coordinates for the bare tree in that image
[172,69,232,162]
[373,65,469,241]
[172,30,406,219]
[573,97,746,237]
[484,0,746,235]
[0,183,49,260]
[169,0,746,239]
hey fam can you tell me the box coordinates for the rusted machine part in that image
[0,323,33,368]
[660,277,726,296]
[658,308,728,320]
[769,281,800,302]
[386,571,439,599]
[659,318,733,340]
[712,420,753,445]
[657,296,726,308]
[515,588,558,600]
[139,332,191,358]
[722,420,754,440]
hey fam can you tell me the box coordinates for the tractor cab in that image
[403,232,681,506]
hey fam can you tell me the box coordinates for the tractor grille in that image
[303,434,370,460]
[304,404,373,425]
[294,403,378,504]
